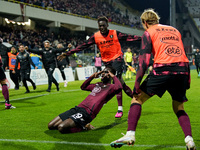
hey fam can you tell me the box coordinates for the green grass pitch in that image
[0,70,199,150]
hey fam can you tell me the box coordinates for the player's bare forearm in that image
[94,71,103,78]
[108,70,115,78]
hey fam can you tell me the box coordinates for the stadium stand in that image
[0,0,143,66]
[1,0,200,66]
[10,0,141,27]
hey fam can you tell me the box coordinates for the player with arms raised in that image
[48,67,122,133]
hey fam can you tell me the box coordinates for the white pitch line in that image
[0,139,194,149]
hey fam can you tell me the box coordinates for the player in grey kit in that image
[48,67,122,133]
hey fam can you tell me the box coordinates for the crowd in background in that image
[0,25,140,53]
[0,25,141,72]
[1,0,142,69]
[0,25,88,50]
[14,0,141,28]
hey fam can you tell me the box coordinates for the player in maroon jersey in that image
[48,67,122,133]
[0,52,15,109]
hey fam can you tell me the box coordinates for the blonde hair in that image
[140,8,160,25]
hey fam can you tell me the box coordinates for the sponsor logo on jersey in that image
[165,45,182,57]
[160,33,179,44]
[99,39,113,45]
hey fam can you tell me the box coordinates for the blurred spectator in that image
[93,53,102,72]
[56,43,69,87]
[193,48,200,76]
[30,52,42,69]
[7,46,21,90]
[133,52,139,71]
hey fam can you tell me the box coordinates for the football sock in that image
[116,91,122,106]
[127,103,141,131]
[123,83,133,98]
[126,130,135,136]
[118,106,123,112]
[176,110,192,137]
[2,84,9,103]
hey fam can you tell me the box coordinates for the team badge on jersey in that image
[90,85,101,96]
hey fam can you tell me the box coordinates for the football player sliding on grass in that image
[48,67,122,133]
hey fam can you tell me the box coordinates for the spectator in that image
[7,46,21,90]
[193,48,200,77]
[30,52,42,69]
[93,53,102,72]
[56,43,69,87]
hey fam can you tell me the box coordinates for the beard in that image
[101,76,110,84]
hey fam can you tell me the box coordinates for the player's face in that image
[19,45,25,53]
[98,21,108,35]
[101,69,110,83]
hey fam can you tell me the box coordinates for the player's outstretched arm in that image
[25,46,43,55]
[55,43,71,53]
[117,31,141,42]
